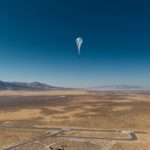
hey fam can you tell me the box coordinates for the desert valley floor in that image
[0,90,150,150]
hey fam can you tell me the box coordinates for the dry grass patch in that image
[0,109,42,120]
[112,106,132,111]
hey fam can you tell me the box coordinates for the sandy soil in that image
[0,90,150,150]
[0,90,88,96]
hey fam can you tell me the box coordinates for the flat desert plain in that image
[0,90,150,150]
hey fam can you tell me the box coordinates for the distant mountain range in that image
[0,81,62,90]
[0,80,148,91]
[89,85,148,90]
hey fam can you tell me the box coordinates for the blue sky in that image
[0,0,150,87]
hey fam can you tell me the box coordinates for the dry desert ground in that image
[0,90,150,150]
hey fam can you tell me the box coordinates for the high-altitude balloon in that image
[76,37,83,56]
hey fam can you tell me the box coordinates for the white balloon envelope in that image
[76,37,83,56]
